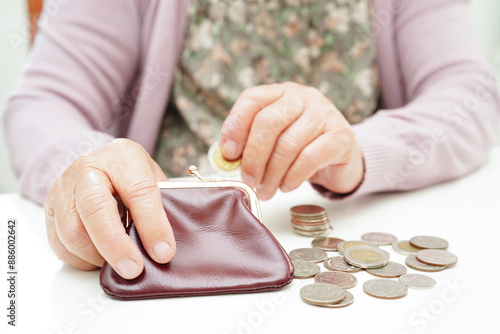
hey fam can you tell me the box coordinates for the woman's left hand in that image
[220,82,364,200]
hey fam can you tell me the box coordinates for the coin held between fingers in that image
[208,140,242,177]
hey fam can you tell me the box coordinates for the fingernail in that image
[117,258,140,279]
[222,140,238,160]
[154,241,172,261]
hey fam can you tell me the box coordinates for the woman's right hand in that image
[44,139,176,279]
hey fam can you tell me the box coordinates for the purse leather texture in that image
[100,186,294,300]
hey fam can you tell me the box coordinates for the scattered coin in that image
[292,260,321,279]
[366,261,407,278]
[361,232,397,245]
[363,279,408,299]
[289,248,328,263]
[405,255,446,272]
[300,283,346,306]
[314,271,357,289]
[290,205,332,237]
[410,236,449,250]
[343,246,389,269]
[319,291,354,308]
[416,249,458,267]
[392,240,420,255]
[337,240,379,255]
[311,237,345,251]
[399,274,436,290]
[324,256,363,273]
[207,140,241,176]
[287,217,455,308]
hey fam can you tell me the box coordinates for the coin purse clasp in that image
[124,165,262,227]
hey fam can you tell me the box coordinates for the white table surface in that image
[2,148,500,334]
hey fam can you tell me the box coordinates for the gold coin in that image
[207,140,242,176]
[213,145,241,171]
[337,240,379,255]
[392,240,420,255]
[343,246,389,269]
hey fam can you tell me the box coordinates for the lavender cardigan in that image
[4,0,500,205]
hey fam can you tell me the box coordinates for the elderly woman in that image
[4,0,499,280]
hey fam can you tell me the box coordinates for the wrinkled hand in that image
[220,82,364,200]
[44,139,176,279]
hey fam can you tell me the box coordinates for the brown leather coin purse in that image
[99,167,294,300]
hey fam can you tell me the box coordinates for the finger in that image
[280,132,351,193]
[52,193,106,267]
[257,113,323,200]
[105,140,176,266]
[44,201,98,271]
[220,83,285,160]
[54,210,106,267]
[75,166,145,279]
[150,159,169,182]
[241,98,303,188]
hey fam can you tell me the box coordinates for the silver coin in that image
[410,236,449,250]
[289,248,328,263]
[292,221,330,229]
[291,215,327,222]
[300,283,346,306]
[324,256,363,273]
[314,271,357,289]
[361,232,398,245]
[416,249,458,267]
[392,240,420,255]
[291,260,321,279]
[337,240,379,255]
[293,227,333,237]
[292,217,328,224]
[311,237,345,251]
[366,261,407,278]
[319,291,354,308]
[405,255,446,272]
[399,274,436,290]
[363,279,408,299]
[292,223,331,232]
[343,246,389,269]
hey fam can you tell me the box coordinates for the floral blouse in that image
[155,0,379,177]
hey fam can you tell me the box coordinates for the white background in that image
[1,0,500,194]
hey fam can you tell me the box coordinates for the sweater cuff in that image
[18,130,115,205]
[311,119,408,200]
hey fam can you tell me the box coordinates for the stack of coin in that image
[290,205,332,237]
